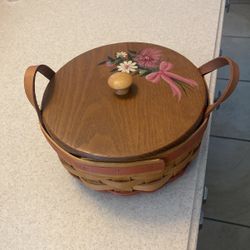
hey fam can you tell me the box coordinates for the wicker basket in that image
[40,120,205,194]
[24,43,239,195]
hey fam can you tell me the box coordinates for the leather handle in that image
[24,65,55,123]
[199,56,239,118]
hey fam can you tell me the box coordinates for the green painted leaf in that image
[128,53,133,60]
[110,68,117,72]
[139,69,150,76]
[128,50,137,54]
[98,60,107,65]
[108,56,115,62]
[175,82,188,95]
[114,58,123,65]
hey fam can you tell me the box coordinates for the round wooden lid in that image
[42,42,208,162]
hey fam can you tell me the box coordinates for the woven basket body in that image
[24,42,239,195]
[40,118,208,194]
[60,146,199,194]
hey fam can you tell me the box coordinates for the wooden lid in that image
[42,42,208,162]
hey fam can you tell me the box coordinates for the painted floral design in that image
[135,48,161,68]
[116,51,127,58]
[117,60,138,73]
[98,48,198,100]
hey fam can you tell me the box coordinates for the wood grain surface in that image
[42,42,208,162]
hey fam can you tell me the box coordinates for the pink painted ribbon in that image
[146,61,197,100]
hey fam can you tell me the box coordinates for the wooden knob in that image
[108,72,133,96]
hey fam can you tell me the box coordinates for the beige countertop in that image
[0,0,224,249]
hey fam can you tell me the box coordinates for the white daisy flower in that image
[117,61,138,73]
[116,51,128,58]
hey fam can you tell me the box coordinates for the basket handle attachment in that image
[199,56,239,118]
[24,65,55,123]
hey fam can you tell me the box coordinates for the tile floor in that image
[197,2,250,249]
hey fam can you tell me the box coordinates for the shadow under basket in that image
[24,42,239,195]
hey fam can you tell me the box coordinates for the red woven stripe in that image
[73,161,165,176]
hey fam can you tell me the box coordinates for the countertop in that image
[0,0,224,249]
